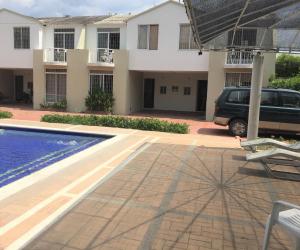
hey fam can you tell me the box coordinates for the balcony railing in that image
[226,51,253,65]
[89,49,114,64]
[44,48,67,63]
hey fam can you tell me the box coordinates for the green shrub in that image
[41,114,189,134]
[269,76,300,91]
[40,100,67,111]
[85,89,114,113]
[0,111,12,119]
[276,54,300,78]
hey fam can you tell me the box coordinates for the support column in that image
[33,50,45,109]
[113,50,130,115]
[247,53,264,140]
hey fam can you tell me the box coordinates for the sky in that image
[0,0,166,17]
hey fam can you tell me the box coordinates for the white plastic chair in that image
[241,138,300,152]
[263,201,300,250]
[247,148,300,162]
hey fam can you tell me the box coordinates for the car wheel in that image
[229,119,247,137]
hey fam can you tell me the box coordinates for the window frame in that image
[138,25,149,49]
[54,28,75,49]
[172,86,179,93]
[14,27,30,49]
[184,87,191,96]
[179,24,198,50]
[89,72,113,94]
[97,28,120,50]
[97,28,120,63]
[160,86,167,95]
[137,24,159,50]
[45,69,67,103]
[225,72,252,87]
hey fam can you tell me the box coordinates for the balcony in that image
[225,51,253,68]
[88,49,114,67]
[44,48,68,65]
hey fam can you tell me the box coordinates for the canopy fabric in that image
[184,0,300,52]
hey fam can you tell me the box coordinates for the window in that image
[54,28,75,49]
[179,24,197,50]
[45,69,67,103]
[149,25,159,50]
[97,28,120,49]
[160,86,167,95]
[228,29,257,47]
[138,25,159,50]
[14,27,30,49]
[281,92,300,108]
[227,90,250,104]
[90,71,113,94]
[138,25,148,49]
[184,87,191,95]
[172,86,179,93]
[225,73,252,87]
[97,28,120,62]
[261,91,279,107]
[54,28,74,62]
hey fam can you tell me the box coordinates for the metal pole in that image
[247,53,264,140]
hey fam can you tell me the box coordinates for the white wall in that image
[0,10,42,69]
[86,24,127,51]
[126,2,209,72]
[143,72,208,112]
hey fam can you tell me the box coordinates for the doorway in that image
[144,79,155,109]
[196,80,208,112]
[15,75,24,101]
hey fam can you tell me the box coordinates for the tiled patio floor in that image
[25,144,300,250]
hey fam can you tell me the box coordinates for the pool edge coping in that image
[0,123,128,201]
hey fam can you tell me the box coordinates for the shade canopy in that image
[184,0,300,53]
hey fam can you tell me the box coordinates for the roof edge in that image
[126,0,184,22]
[0,8,42,25]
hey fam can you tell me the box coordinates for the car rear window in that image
[281,92,300,108]
[227,90,250,104]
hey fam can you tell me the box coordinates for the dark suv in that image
[214,87,300,137]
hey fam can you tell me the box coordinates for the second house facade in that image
[0,0,276,121]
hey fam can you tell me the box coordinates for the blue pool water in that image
[0,127,111,188]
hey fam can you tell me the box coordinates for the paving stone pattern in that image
[25,144,300,250]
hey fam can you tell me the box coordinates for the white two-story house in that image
[0,9,42,102]
[0,0,276,120]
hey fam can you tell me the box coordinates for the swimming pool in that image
[0,127,111,188]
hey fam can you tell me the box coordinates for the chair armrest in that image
[270,201,300,223]
[274,201,300,211]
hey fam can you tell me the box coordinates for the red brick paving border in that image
[0,105,229,136]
